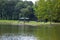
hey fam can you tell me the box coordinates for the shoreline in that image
[0,20,60,26]
[0,22,60,26]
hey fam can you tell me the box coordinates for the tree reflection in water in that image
[0,34,37,40]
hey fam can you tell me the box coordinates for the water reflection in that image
[0,25,60,40]
[0,25,36,35]
[0,34,37,40]
[0,25,38,40]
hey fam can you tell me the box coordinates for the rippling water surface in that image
[0,34,37,40]
[0,24,60,40]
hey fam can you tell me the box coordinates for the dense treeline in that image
[35,0,60,22]
[0,0,60,22]
[0,0,36,20]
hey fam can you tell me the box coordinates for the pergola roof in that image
[19,17,29,19]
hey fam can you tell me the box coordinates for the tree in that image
[34,0,60,22]
[34,0,47,21]
[0,0,35,20]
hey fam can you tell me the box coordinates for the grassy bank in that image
[0,20,18,25]
[0,20,60,26]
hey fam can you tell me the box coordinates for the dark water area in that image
[0,24,60,40]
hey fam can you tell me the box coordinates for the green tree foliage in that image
[34,0,60,22]
[0,0,34,20]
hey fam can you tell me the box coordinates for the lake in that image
[0,24,60,40]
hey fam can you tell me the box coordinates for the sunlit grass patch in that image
[0,20,60,26]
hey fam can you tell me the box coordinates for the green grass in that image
[0,20,60,25]
[0,20,18,25]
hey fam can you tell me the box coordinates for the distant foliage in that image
[34,0,60,22]
[0,0,35,20]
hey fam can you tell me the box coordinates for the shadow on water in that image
[0,24,60,40]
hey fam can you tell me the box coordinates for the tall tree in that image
[34,0,60,22]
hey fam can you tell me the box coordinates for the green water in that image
[0,24,60,40]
